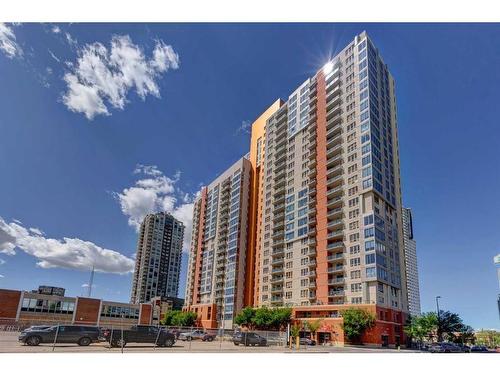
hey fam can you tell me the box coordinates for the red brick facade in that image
[0,289,21,319]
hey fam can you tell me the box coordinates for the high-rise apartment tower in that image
[185,158,252,328]
[131,212,184,304]
[186,31,411,346]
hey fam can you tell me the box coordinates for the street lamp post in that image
[435,296,441,319]
[435,296,442,342]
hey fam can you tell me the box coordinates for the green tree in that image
[453,325,475,345]
[252,307,273,330]
[234,307,292,330]
[234,307,255,329]
[341,308,375,344]
[404,313,438,348]
[160,310,180,326]
[304,319,323,342]
[437,310,464,342]
[269,307,292,330]
[167,311,198,327]
[475,330,500,348]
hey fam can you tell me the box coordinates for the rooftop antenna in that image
[87,265,95,298]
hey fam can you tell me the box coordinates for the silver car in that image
[429,342,462,353]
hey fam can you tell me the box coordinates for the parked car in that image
[22,325,52,332]
[299,337,316,346]
[178,329,216,342]
[429,342,462,353]
[456,343,471,353]
[470,345,489,353]
[102,325,176,347]
[232,332,267,346]
[19,325,101,346]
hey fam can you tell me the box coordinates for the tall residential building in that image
[402,207,421,316]
[186,31,410,345]
[130,212,184,304]
[185,158,252,328]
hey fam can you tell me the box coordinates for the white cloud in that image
[114,165,196,252]
[235,120,251,135]
[0,216,134,274]
[62,35,179,120]
[48,49,61,63]
[65,32,77,47]
[0,274,4,278]
[52,25,61,34]
[0,258,5,265]
[0,23,22,59]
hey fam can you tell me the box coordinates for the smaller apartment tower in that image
[130,212,184,304]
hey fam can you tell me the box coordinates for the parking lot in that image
[0,332,417,353]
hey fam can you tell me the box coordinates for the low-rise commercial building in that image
[0,288,183,329]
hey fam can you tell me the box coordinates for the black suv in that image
[19,325,101,346]
[233,332,267,347]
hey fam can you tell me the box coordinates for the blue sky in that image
[0,23,499,329]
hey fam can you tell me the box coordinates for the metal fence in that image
[0,318,290,352]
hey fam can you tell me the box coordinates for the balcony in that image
[326,154,343,170]
[327,196,343,208]
[309,281,316,288]
[274,202,285,213]
[272,247,284,255]
[309,259,317,267]
[327,241,344,250]
[272,230,284,238]
[273,211,285,222]
[271,286,283,293]
[326,175,344,189]
[308,247,316,256]
[309,292,316,299]
[273,220,285,230]
[326,185,343,198]
[327,252,344,261]
[308,270,316,277]
[326,133,343,149]
[326,87,342,109]
[328,277,345,285]
[272,257,285,265]
[326,207,343,218]
[272,267,284,274]
[326,113,342,130]
[327,265,344,273]
[326,122,342,139]
[326,144,343,159]
[271,296,283,303]
[274,177,286,188]
[328,289,345,296]
[270,276,284,284]
[327,229,343,239]
[273,193,285,204]
[326,104,342,121]
[273,238,284,246]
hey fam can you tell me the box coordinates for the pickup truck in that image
[103,325,176,347]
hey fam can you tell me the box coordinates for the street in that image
[0,332,419,353]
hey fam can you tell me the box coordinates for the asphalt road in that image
[0,332,421,353]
